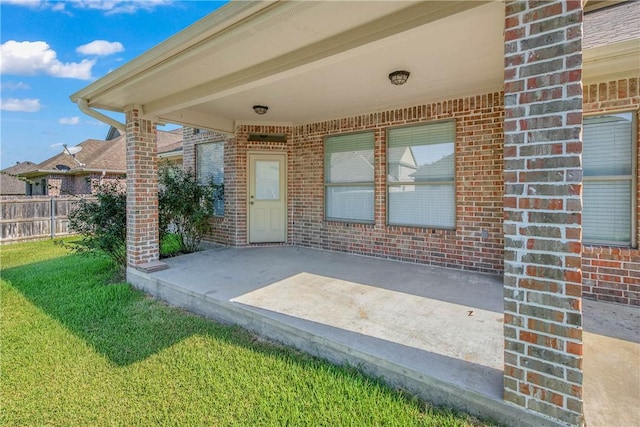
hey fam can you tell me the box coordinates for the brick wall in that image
[46,176,64,196]
[290,93,504,273]
[182,126,295,246]
[582,77,640,306]
[87,173,126,194]
[125,108,159,267]
[503,1,584,425]
[44,173,125,197]
[182,128,234,245]
[183,82,639,306]
[233,125,294,246]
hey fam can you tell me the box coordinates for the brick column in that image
[503,2,584,426]
[125,107,160,267]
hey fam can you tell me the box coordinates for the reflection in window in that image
[583,112,635,245]
[387,121,455,228]
[255,160,280,200]
[196,142,224,216]
[324,132,375,222]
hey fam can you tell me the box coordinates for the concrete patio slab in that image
[127,245,639,427]
[582,300,640,427]
[231,272,503,371]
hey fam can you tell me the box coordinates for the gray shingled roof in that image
[0,161,35,195]
[21,136,126,177]
[584,1,640,50]
[157,128,183,155]
[19,129,182,178]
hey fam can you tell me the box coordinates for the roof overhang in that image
[71,0,640,134]
[71,1,505,133]
[158,149,183,159]
[583,39,640,85]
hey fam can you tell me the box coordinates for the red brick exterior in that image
[583,78,640,306]
[125,108,159,267]
[503,1,584,425]
[176,18,638,318]
[183,79,640,311]
[45,173,124,196]
[184,96,504,272]
[291,95,504,272]
[182,128,236,245]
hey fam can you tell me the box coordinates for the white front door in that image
[248,153,287,243]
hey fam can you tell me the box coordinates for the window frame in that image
[583,110,637,248]
[386,119,456,229]
[196,141,225,218]
[323,130,376,224]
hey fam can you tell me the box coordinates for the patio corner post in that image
[503,1,584,426]
[125,106,160,268]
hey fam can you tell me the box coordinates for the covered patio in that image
[129,246,639,427]
[70,1,640,425]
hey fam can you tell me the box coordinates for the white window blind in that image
[325,132,374,222]
[583,113,634,245]
[196,142,224,217]
[387,121,455,228]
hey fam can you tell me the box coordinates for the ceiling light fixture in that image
[253,105,269,115]
[388,70,410,86]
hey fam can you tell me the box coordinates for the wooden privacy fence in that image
[0,196,93,244]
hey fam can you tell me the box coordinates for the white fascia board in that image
[69,1,274,107]
[584,38,640,83]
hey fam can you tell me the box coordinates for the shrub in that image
[68,166,221,267]
[158,164,221,254]
[67,180,127,268]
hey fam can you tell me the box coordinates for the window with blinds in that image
[583,112,636,246]
[387,121,455,228]
[324,132,375,222]
[196,141,224,217]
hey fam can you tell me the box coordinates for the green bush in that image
[159,164,221,254]
[67,180,127,268]
[68,166,222,267]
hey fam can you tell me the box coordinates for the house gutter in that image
[77,98,126,133]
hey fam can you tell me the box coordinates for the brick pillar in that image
[503,1,584,426]
[125,107,160,267]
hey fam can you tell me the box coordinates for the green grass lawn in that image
[1,240,493,426]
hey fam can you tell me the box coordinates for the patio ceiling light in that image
[253,105,269,115]
[388,70,410,86]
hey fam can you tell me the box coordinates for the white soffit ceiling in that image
[92,1,425,109]
[157,1,505,129]
[75,0,640,132]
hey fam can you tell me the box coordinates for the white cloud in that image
[2,0,174,14]
[0,0,66,12]
[76,40,124,56]
[1,0,41,7]
[75,0,173,15]
[0,81,30,90]
[59,116,80,125]
[0,98,41,112]
[0,40,95,80]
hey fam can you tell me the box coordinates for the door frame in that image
[247,151,288,244]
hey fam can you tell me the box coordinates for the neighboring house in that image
[18,129,182,196]
[69,1,639,426]
[107,126,184,167]
[0,162,35,195]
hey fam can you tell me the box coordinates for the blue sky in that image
[0,0,227,169]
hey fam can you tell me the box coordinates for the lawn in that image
[1,240,492,426]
